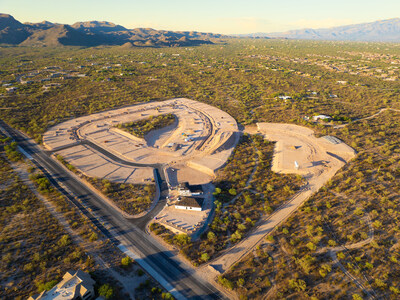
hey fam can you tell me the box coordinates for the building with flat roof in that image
[175,197,204,211]
[28,270,95,300]
[313,115,331,121]
[178,182,203,196]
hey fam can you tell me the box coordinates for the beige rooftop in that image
[28,270,95,300]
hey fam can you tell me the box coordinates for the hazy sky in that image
[2,0,400,34]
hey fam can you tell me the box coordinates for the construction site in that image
[43,98,239,233]
[42,100,356,240]
[43,98,239,185]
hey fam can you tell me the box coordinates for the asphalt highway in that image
[0,120,225,300]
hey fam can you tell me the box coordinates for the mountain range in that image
[244,18,400,42]
[0,13,225,47]
[3,13,400,46]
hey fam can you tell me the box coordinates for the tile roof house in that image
[28,270,95,300]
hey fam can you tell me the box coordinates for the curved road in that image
[78,140,168,229]
[0,119,225,300]
[46,139,169,229]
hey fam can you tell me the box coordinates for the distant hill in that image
[243,18,400,42]
[0,13,225,47]
[71,21,128,33]
[24,20,55,30]
[0,13,31,44]
[20,24,105,47]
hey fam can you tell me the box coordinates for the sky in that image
[1,0,400,34]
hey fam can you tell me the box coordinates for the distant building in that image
[42,83,61,91]
[313,115,331,121]
[6,87,17,93]
[278,95,292,100]
[21,80,33,85]
[28,270,95,300]
[49,73,62,78]
[44,66,60,70]
[175,197,204,211]
[178,182,203,196]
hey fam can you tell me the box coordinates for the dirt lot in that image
[204,122,356,274]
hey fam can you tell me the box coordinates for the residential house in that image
[28,270,95,300]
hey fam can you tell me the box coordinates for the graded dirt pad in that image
[256,123,356,176]
[56,144,154,184]
[43,98,239,185]
[166,164,213,186]
[206,122,356,274]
